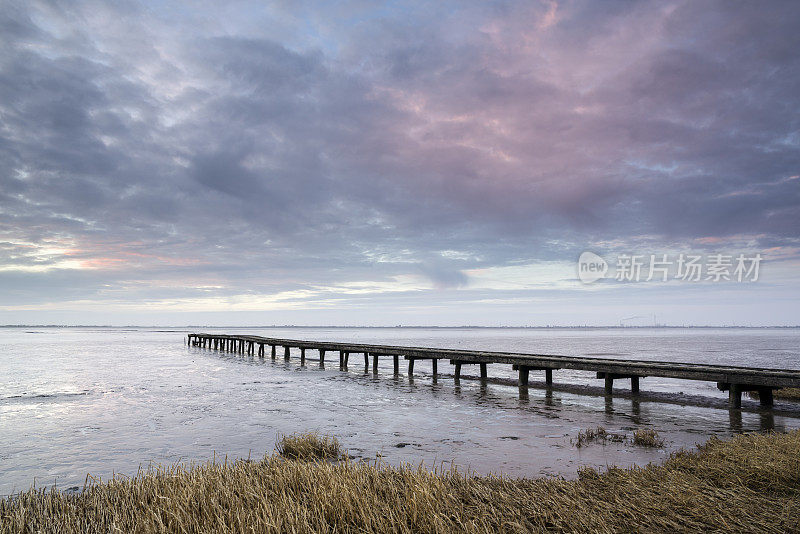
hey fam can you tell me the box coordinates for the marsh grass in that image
[573,426,663,448]
[573,427,664,448]
[2,431,799,533]
[748,387,800,401]
[631,428,665,448]
[275,431,343,461]
[572,426,626,447]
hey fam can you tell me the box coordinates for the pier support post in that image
[408,358,415,375]
[300,348,306,365]
[758,387,774,407]
[373,353,379,373]
[432,359,438,378]
[519,366,529,386]
[631,376,640,394]
[393,355,399,375]
[480,363,488,379]
[545,369,553,386]
[454,362,462,380]
[271,345,276,359]
[284,346,291,361]
[258,344,264,357]
[364,353,369,367]
[319,349,325,363]
[605,375,614,395]
[729,384,742,408]
[339,351,345,367]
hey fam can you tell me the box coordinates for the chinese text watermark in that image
[577,252,762,284]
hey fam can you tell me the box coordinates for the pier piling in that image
[187,333,799,410]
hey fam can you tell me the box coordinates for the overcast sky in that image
[1,0,798,326]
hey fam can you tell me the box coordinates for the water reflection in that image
[759,410,775,431]
[729,410,743,432]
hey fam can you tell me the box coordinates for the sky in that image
[0,0,799,326]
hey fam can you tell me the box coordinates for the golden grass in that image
[274,431,343,461]
[2,431,800,533]
[749,387,800,401]
[572,426,624,447]
[572,427,663,448]
[631,428,665,448]
[777,388,800,400]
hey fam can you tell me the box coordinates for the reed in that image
[749,387,800,401]
[631,428,665,448]
[572,426,624,447]
[274,431,343,461]
[2,431,799,533]
[572,427,663,448]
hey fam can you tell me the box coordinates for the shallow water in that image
[1,326,799,495]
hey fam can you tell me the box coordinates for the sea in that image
[2,326,799,495]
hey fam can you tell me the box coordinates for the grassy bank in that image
[2,431,799,533]
[749,387,800,401]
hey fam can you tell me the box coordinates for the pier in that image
[186,333,800,409]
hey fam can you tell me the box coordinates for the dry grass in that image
[631,428,665,448]
[749,388,800,401]
[572,426,625,447]
[274,431,343,461]
[573,427,663,448]
[776,388,800,400]
[2,431,800,533]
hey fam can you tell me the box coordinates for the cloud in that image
[0,0,798,324]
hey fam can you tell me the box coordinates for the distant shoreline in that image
[2,324,800,329]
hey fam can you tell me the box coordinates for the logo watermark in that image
[577,251,608,283]
[577,252,762,284]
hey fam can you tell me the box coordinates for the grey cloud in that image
[0,0,798,317]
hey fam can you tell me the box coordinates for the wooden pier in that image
[186,333,800,409]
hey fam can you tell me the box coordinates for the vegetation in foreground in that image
[2,431,799,533]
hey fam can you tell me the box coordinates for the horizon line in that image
[2,324,799,329]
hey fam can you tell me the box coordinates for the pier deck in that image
[187,333,800,408]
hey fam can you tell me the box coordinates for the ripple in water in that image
[0,326,799,495]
